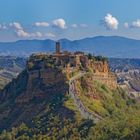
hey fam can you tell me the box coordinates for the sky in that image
[0,0,140,42]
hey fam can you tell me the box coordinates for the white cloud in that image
[71,24,78,28]
[124,22,129,28]
[80,24,88,28]
[124,20,140,29]
[16,30,30,38]
[32,32,43,38]
[0,24,2,29]
[102,14,119,30]
[71,23,88,28]
[132,19,140,28]
[10,22,23,30]
[2,25,7,29]
[52,18,66,29]
[0,24,8,30]
[9,22,29,38]
[35,32,43,37]
[9,22,43,38]
[16,30,44,38]
[0,22,57,39]
[45,33,55,38]
[34,22,49,27]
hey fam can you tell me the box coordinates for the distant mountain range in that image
[1,36,140,58]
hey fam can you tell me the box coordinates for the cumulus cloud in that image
[10,22,29,38]
[9,22,44,38]
[71,24,78,28]
[124,20,140,28]
[131,19,140,28]
[80,24,88,28]
[34,32,43,37]
[31,32,43,38]
[16,30,30,38]
[102,14,119,30]
[2,25,7,29]
[0,24,8,30]
[45,33,55,38]
[9,22,23,30]
[71,23,88,28]
[16,30,44,38]
[9,22,28,37]
[52,18,66,29]
[34,22,49,27]
[124,22,129,28]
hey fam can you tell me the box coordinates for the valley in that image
[109,58,140,99]
[0,56,26,89]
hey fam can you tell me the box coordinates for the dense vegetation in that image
[0,73,140,140]
[87,53,108,62]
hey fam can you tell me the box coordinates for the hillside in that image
[1,36,140,58]
[109,58,140,99]
[0,46,140,139]
[0,56,26,89]
[109,58,140,72]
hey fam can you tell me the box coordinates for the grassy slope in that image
[74,74,140,139]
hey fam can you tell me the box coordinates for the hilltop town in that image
[27,42,117,89]
[0,42,117,105]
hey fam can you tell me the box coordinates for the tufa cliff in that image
[0,42,117,105]
[18,42,116,103]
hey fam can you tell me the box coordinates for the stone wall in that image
[16,68,68,103]
[92,73,117,89]
[92,61,109,74]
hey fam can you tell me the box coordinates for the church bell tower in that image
[56,42,61,54]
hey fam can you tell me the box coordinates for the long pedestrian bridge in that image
[69,72,102,123]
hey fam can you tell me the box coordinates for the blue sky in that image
[0,0,140,41]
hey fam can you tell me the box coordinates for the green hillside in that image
[0,71,140,140]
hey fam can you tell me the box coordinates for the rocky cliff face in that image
[15,68,68,103]
[0,67,69,130]
[88,61,117,89]
[0,67,68,103]
[0,53,117,104]
[0,53,117,129]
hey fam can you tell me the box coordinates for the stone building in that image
[26,42,117,89]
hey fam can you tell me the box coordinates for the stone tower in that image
[56,42,61,54]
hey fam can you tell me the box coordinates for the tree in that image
[87,53,93,60]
